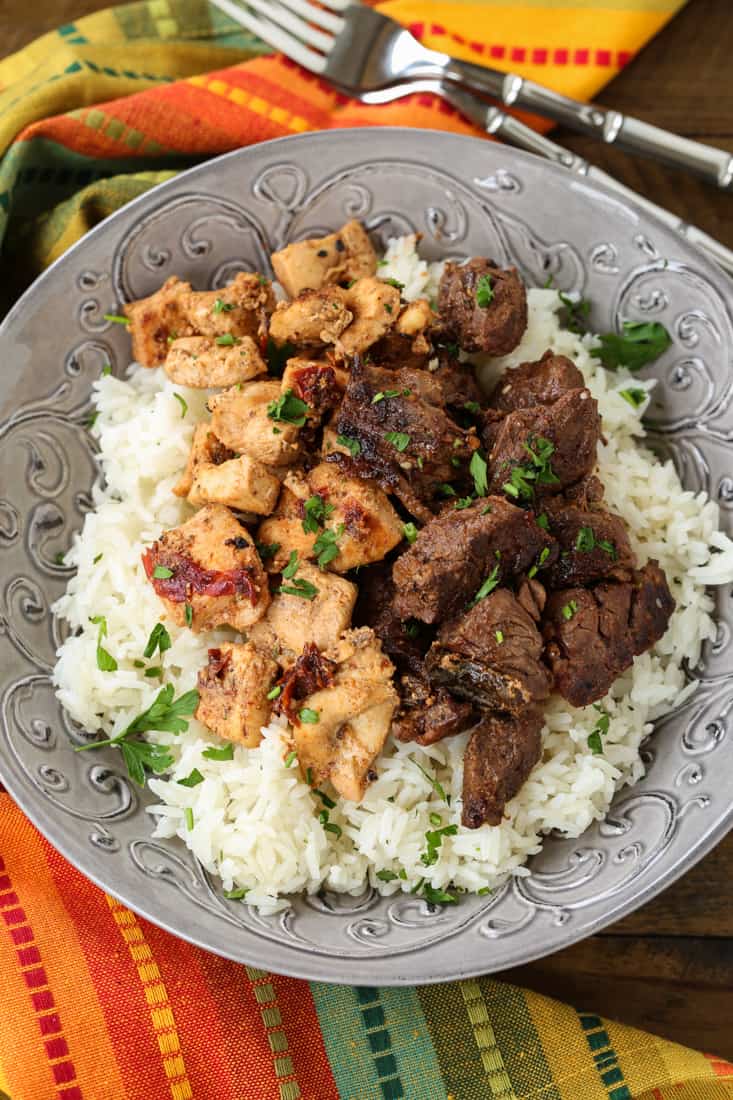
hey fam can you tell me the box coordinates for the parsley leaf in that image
[376,869,399,882]
[255,541,280,561]
[575,526,596,552]
[313,524,344,569]
[422,883,458,906]
[475,274,494,308]
[558,292,591,334]
[267,388,309,426]
[411,757,448,802]
[89,614,117,672]
[103,313,129,325]
[279,578,319,600]
[562,600,578,621]
[299,708,319,724]
[336,433,361,457]
[213,298,235,314]
[403,522,418,544]
[592,321,671,371]
[178,768,204,787]
[471,563,500,605]
[302,494,335,534]
[173,393,188,418]
[382,277,404,290]
[619,387,648,409]
[152,565,173,579]
[202,743,234,761]
[384,430,410,453]
[420,824,458,867]
[144,622,171,660]
[588,705,610,754]
[282,551,300,579]
[469,451,488,497]
[463,400,481,415]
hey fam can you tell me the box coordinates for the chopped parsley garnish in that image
[223,887,248,899]
[54,551,65,565]
[454,497,474,510]
[420,824,458,867]
[403,522,418,544]
[255,541,280,561]
[592,321,671,371]
[144,623,171,660]
[619,387,648,409]
[266,338,295,376]
[267,685,282,701]
[152,565,173,579]
[436,483,456,497]
[463,400,481,415]
[302,494,335,534]
[103,313,129,325]
[86,412,98,429]
[89,614,117,672]
[411,757,448,802]
[282,551,300,579]
[588,705,610,755]
[173,393,188,418]
[562,600,578,621]
[202,743,234,761]
[429,812,442,826]
[382,277,404,290]
[384,304,393,315]
[471,563,500,605]
[336,433,361,457]
[313,524,345,569]
[422,883,458,906]
[144,666,163,679]
[279,577,319,600]
[495,630,504,644]
[213,298,235,314]
[299,708,320,724]
[267,388,309,426]
[101,363,112,377]
[376,869,399,882]
[372,388,409,404]
[315,789,336,809]
[215,333,241,347]
[469,451,488,497]
[384,430,410,453]
[536,513,549,530]
[93,552,103,564]
[558,292,591,334]
[323,821,342,837]
[527,546,550,579]
[284,750,297,767]
[184,807,194,831]
[178,768,204,788]
[74,683,199,785]
[575,526,595,552]
[184,602,193,627]
[475,274,494,308]
[134,660,145,668]
[478,885,492,896]
[502,464,536,500]
[542,274,555,288]
[403,620,420,639]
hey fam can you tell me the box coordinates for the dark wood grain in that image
[3,0,733,1062]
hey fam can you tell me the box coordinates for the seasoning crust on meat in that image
[117,219,675,844]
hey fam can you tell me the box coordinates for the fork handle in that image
[438,58,733,193]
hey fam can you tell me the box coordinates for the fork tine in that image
[273,0,344,34]
[243,0,335,53]
[209,0,327,72]
[304,0,352,11]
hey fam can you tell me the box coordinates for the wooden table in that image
[4,0,733,1061]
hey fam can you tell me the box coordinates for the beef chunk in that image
[489,350,584,413]
[488,388,601,499]
[370,299,434,370]
[461,708,544,828]
[392,496,554,625]
[542,500,636,589]
[335,357,474,517]
[479,407,506,455]
[353,564,427,676]
[426,588,551,712]
[437,259,527,355]
[430,351,485,415]
[516,576,547,620]
[543,561,675,706]
[392,675,475,746]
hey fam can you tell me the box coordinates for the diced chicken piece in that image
[280,357,348,423]
[164,335,267,388]
[208,380,301,467]
[180,272,275,341]
[173,423,234,498]
[396,298,433,338]
[196,642,279,748]
[142,503,270,631]
[271,220,377,298]
[188,454,281,515]
[269,287,352,347]
[369,297,436,370]
[248,563,357,663]
[335,277,401,357]
[257,461,403,574]
[123,276,195,367]
[290,628,398,801]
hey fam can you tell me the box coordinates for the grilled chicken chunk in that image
[269,286,352,347]
[195,642,279,747]
[123,276,194,367]
[163,335,267,388]
[437,259,528,356]
[488,350,585,413]
[392,496,555,624]
[427,588,551,713]
[247,563,357,663]
[541,499,635,589]
[173,424,234,498]
[271,220,377,298]
[188,454,281,515]
[257,461,403,574]
[488,388,601,499]
[335,277,402,357]
[180,273,275,341]
[543,561,675,707]
[142,503,270,632]
[461,708,544,828]
[288,628,398,801]
[280,357,348,423]
[208,380,301,467]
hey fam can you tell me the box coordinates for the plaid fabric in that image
[4,3,731,1098]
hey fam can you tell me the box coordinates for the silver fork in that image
[209,0,733,192]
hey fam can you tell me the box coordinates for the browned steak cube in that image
[461,708,544,828]
[437,258,528,355]
[541,499,636,589]
[488,350,584,413]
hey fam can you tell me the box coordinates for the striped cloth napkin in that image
[4,3,733,1099]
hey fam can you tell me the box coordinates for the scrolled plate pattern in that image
[1,130,732,984]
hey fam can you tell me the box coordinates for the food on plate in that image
[54,222,733,913]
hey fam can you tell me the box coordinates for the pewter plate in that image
[1,129,732,985]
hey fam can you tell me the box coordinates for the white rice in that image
[53,236,733,914]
